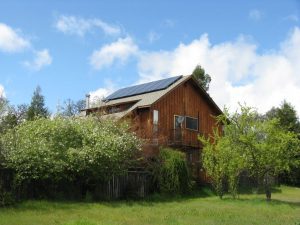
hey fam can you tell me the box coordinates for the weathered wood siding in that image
[149,79,221,147]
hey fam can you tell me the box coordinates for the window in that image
[185,116,198,131]
[153,110,159,133]
[174,115,184,129]
[153,110,159,125]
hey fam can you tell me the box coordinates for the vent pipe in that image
[85,94,90,109]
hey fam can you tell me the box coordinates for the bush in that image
[151,148,191,194]
[0,189,14,206]
[1,117,141,197]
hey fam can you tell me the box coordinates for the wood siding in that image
[149,79,221,148]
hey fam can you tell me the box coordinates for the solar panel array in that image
[104,75,183,101]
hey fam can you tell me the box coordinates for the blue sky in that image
[0,0,300,114]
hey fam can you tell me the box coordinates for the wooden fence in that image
[0,169,151,200]
[92,170,150,199]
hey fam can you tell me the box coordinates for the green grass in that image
[0,186,300,225]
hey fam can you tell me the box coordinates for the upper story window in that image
[174,115,185,129]
[153,110,159,125]
[185,116,198,131]
[108,106,120,114]
[153,110,159,133]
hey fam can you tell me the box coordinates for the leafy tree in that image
[0,97,8,119]
[26,86,49,120]
[192,65,211,92]
[0,97,9,133]
[266,101,300,186]
[0,104,28,133]
[265,100,300,134]
[200,105,300,200]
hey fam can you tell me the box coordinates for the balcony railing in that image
[168,129,201,147]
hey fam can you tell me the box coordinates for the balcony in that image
[167,129,202,148]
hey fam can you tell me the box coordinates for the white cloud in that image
[90,37,138,70]
[90,88,111,102]
[0,23,30,53]
[0,84,5,98]
[55,15,121,37]
[23,49,52,71]
[249,9,263,21]
[89,80,115,105]
[136,27,300,116]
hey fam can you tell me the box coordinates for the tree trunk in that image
[264,172,272,201]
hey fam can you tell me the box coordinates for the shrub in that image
[151,148,191,194]
[1,117,141,185]
[0,189,14,206]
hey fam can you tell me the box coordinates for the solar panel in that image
[104,75,183,101]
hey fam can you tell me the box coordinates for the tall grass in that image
[0,186,299,225]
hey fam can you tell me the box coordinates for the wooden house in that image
[83,75,222,181]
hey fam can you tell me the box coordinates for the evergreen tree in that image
[26,86,49,120]
[265,100,300,134]
[192,65,211,92]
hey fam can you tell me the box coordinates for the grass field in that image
[0,186,299,225]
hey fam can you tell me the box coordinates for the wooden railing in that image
[167,129,201,147]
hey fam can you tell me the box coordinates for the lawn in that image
[0,186,299,225]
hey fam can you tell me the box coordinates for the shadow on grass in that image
[4,186,300,211]
[98,186,215,208]
[238,186,282,195]
[222,195,300,208]
[2,187,214,211]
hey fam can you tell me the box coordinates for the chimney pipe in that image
[85,94,90,109]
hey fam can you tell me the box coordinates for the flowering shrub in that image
[1,117,141,183]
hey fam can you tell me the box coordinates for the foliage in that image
[192,65,211,92]
[58,99,85,117]
[265,100,300,134]
[0,188,14,207]
[26,86,49,121]
[0,97,8,120]
[1,117,141,184]
[265,101,300,186]
[200,105,300,200]
[199,129,245,198]
[151,148,191,194]
[0,104,28,134]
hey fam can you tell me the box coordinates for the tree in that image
[26,86,49,120]
[0,104,28,133]
[265,101,300,186]
[200,105,300,200]
[192,65,211,92]
[0,98,11,134]
[0,97,8,119]
[60,99,85,117]
[265,100,300,134]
